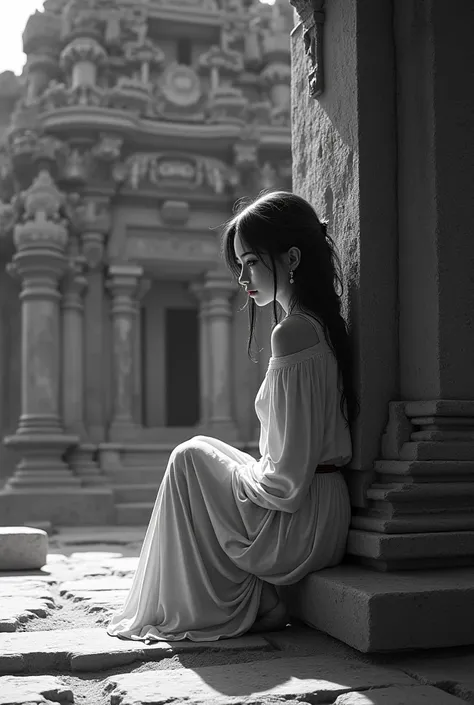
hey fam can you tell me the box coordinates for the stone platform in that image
[0,526,473,704]
[283,564,474,652]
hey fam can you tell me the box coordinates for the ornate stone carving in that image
[114,152,238,195]
[13,170,68,252]
[75,196,111,269]
[123,36,165,85]
[39,80,107,110]
[290,0,325,99]
[108,77,152,116]
[60,37,108,73]
[125,232,218,263]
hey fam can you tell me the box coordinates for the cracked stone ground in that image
[1,527,474,705]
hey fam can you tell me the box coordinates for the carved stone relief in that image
[125,231,218,263]
[290,0,325,99]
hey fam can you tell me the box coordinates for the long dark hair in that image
[220,190,359,427]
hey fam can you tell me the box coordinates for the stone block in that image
[0,527,48,570]
[334,685,466,704]
[105,656,415,704]
[0,627,272,674]
[283,564,474,652]
[0,675,72,704]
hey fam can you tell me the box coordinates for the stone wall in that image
[290,0,399,507]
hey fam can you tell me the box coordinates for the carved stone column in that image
[189,281,212,430]
[203,269,239,441]
[81,198,109,443]
[3,171,79,489]
[61,257,87,436]
[107,264,144,440]
[61,255,106,486]
[132,277,151,426]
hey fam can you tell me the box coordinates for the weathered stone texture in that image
[334,685,467,704]
[291,0,398,507]
[0,627,271,674]
[0,675,72,704]
[0,527,48,570]
[104,656,415,705]
[0,577,56,632]
[393,653,474,703]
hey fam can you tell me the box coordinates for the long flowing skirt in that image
[107,435,351,642]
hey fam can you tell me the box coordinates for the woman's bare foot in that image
[250,599,288,633]
[250,582,289,633]
[257,582,279,617]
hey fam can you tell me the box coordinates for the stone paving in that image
[0,526,474,705]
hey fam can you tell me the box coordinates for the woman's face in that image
[233,231,290,310]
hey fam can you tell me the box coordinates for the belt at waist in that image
[315,464,340,474]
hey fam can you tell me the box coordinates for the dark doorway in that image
[165,308,199,426]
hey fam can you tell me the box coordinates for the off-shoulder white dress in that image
[107,312,352,642]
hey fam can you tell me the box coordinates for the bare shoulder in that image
[271,314,320,358]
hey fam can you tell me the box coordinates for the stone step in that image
[283,564,474,652]
[113,484,160,503]
[115,502,154,525]
[106,467,166,485]
[0,626,271,674]
[104,655,417,704]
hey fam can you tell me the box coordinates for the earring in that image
[289,270,294,284]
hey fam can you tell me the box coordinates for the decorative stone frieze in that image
[290,0,325,99]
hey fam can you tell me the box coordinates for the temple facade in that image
[0,0,292,526]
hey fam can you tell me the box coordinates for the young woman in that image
[107,190,357,642]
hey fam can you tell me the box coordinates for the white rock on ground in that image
[105,656,417,705]
[0,527,48,570]
[0,675,72,705]
[0,578,56,632]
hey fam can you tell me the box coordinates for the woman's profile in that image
[107,190,358,642]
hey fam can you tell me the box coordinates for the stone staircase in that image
[100,444,173,525]
[110,466,167,525]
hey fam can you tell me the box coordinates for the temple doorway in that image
[140,280,200,429]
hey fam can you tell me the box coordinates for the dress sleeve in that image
[237,355,326,514]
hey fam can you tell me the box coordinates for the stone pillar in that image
[61,257,87,436]
[106,264,144,441]
[132,277,151,426]
[189,281,212,430]
[81,198,109,444]
[2,171,79,489]
[203,269,239,441]
[61,255,106,486]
